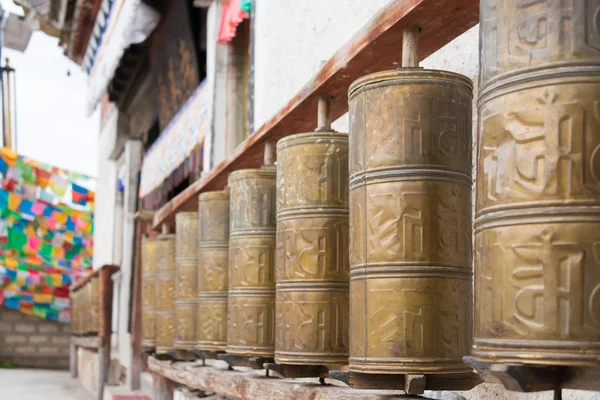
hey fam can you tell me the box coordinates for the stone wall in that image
[0,308,70,369]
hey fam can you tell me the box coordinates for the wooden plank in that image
[72,335,102,349]
[151,0,479,230]
[148,357,425,400]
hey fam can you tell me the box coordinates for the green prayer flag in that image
[40,242,53,259]
[33,306,48,318]
[240,0,252,13]
[7,227,28,249]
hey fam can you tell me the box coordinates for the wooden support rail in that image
[151,0,479,230]
[148,357,424,400]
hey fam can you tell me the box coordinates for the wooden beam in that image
[147,357,425,400]
[151,0,479,230]
[71,335,102,349]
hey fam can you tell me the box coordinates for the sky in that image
[1,0,99,178]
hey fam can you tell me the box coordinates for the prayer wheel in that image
[83,282,91,333]
[196,190,230,352]
[348,68,473,374]
[473,1,600,367]
[90,276,99,334]
[70,289,80,334]
[275,111,350,366]
[175,212,199,350]
[155,228,176,355]
[227,166,276,358]
[141,237,158,349]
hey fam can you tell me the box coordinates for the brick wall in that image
[0,308,70,369]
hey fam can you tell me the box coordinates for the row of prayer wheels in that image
[140,1,600,391]
[70,276,99,335]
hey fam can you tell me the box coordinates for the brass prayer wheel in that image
[70,289,79,334]
[227,167,276,358]
[175,212,199,350]
[275,130,350,366]
[196,190,230,352]
[90,276,99,334]
[348,69,473,374]
[142,237,158,348]
[474,1,600,367]
[155,229,176,355]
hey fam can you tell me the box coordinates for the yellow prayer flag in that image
[5,258,17,270]
[51,274,62,287]
[33,293,53,304]
[0,147,18,166]
[7,193,20,211]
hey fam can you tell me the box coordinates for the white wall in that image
[253,0,392,131]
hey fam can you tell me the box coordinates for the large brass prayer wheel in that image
[141,237,158,348]
[474,1,600,367]
[275,132,350,365]
[348,69,473,374]
[155,230,176,355]
[175,212,199,350]
[197,190,230,352]
[227,167,276,357]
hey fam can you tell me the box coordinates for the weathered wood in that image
[150,0,479,230]
[463,356,600,392]
[148,357,426,400]
[265,363,329,380]
[218,354,273,370]
[72,335,102,349]
[404,374,425,395]
[329,371,482,392]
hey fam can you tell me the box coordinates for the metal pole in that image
[4,58,12,149]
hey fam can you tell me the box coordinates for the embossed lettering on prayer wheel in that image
[175,212,199,350]
[348,70,473,374]
[474,1,600,367]
[155,232,176,355]
[275,132,350,365]
[197,191,230,352]
[142,237,158,348]
[227,168,276,357]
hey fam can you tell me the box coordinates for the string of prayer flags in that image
[0,148,95,322]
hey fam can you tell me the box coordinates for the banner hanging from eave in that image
[139,80,209,207]
[85,0,160,116]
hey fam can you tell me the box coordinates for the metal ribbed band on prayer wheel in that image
[155,230,176,355]
[473,1,600,367]
[196,190,230,352]
[227,167,276,358]
[141,237,158,349]
[275,132,350,366]
[90,276,99,334]
[175,212,199,350]
[348,69,473,375]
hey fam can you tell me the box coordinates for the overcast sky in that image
[1,0,99,178]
